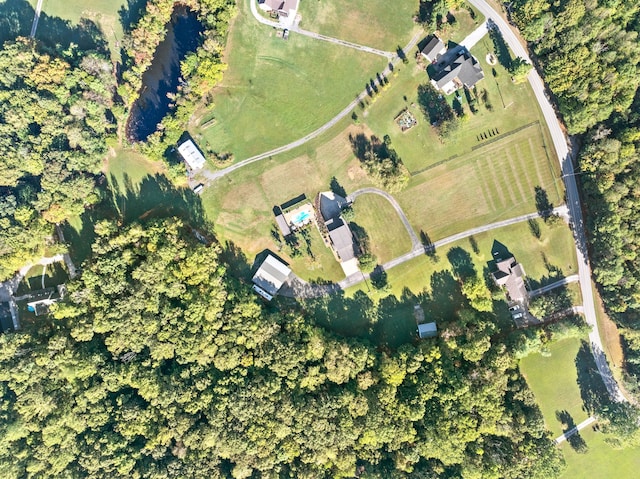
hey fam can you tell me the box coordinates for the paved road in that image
[347,188,421,249]
[198,30,422,184]
[468,0,626,404]
[30,0,44,38]
[529,275,580,298]
[554,416,596,444]
[249,0,393,58]
[460,21,489,50]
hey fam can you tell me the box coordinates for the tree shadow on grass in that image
[0,0,108,53]
[118,0,148,33]
[556,409,588,453]
[447,246,476,281]
[575,340,612,415]
[63,173,209,266]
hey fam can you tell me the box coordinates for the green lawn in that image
[192,0,386,161]
[560,427,640,479]
[351,194,413,264]
[346,216,577,299]
[297,0,419,51]
[520,338,590,438]
[519,337,640,479]
[16,262,69,295]
[25,0,129,59]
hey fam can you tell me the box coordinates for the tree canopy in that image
[0,37,115,279]
[0,218,563,478]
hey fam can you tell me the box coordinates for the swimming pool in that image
[292,210,311,225]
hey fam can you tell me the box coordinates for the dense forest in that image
[0,37,115,280]
[511,0,640,397]
[0,217,564,478]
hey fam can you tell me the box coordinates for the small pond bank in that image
[127,7,203,142]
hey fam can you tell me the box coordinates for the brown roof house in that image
[431,48,484,95]
[420,35,447,63]
[491,254,528,304]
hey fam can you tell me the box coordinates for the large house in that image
[420,35,446,63]
[258,0,299,27]
[491,254,528,304]
[252,254,292,301]
[430,48,484,95]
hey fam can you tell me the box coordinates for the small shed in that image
[252,254,292,301]
[417,322,438,338]
[178,140,206,171]
[420,35,447,63]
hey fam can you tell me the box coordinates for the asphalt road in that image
[30,0,44,38]
[347,188,421,249]
[467,0,625,403]
[249,0,393,58]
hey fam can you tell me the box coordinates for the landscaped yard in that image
[351,194,413,264]
[346,219,578,299]
[16,262,69,296]
[192,0,386,162]
[360,40,553,175]
[297,0,420,51]
[200,122,372,283]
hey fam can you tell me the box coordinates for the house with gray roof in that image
[252,254,292,301]
[420,35,446,63]
[431,48,484,95]
[491,255,528,304]
[326,217,356,262]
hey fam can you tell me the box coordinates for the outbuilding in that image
[252,254,292,301]
[178,139,206,171]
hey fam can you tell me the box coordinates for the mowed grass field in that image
[396,125,562,240]
[193,0,386,161]
[519,338,640,479]
[346,219,578,298]
[298,0,419,51]
[520,338,590,438]
[351,194,413,264]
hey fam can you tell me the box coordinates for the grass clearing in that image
[351,194,413,264]
[16,262,69,295]
[297,0,419,51]
[519,336,640,479]
[520,337,589,438]
[560,426,640,479]
[192,0,386,161]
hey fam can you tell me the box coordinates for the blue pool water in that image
[292,211,311,225]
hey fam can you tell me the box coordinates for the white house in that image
[178,139,206,171]
[258,0,299,27]
[252,254,292,301]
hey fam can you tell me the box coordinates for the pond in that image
[127,7,203,142]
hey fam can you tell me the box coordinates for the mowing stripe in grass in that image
[506,146,527,200]
[511,146,534,195]
[480,154,507,208]
[473,162,497,212]
[535,121,562,202]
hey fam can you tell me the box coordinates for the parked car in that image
[283,29,289,40]
[509,305,520,312]
[193,184,204,194]
[512,312,524,320]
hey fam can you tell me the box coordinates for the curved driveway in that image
[248,0,394,58]
[347,187,421,249]
[468,0,625,402]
